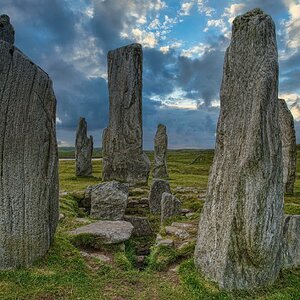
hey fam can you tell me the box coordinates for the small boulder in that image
[282,215,300,269]
[161,192,181,222]
[165,226,189,239]
[70,220,134,244]
[124,215,153,237]
[149,179,171,214]
[89,181,129,220]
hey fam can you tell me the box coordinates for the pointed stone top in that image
[0,14,15,44]
[232,8,272,36]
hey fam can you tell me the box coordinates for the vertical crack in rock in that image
[194,8,284,290]
[278,99,297,194]
[75,117,93,177]
[102,43,150,185]
[0,22,59,269]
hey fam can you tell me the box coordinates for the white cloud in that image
[159,40,182,53]
[150,88,198,110]
[204,19,227,34]
[282,0,300,49]
[223,3,246,24]
[197,0,215,16]
[56,117,62,124]
[181,43,214,58]
[131,28,158,48]
[180,2,194,16]
[279,93,300,120]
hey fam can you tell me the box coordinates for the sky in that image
[1,0,300,149]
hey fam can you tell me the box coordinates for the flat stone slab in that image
[69,220,134,244]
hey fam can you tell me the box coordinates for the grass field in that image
[0,149,299,299]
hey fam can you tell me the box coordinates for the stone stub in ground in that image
[88,181,129,221]
[149,179,171,214]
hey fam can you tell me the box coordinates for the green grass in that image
[0,149,299,299]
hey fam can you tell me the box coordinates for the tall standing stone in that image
[194,9,283,290]
[153,124,168,179]
[102,43,150,185]
[0,18,59,269]
[0,15,14,44]
[75,117,93,177]
[278,99,297,194]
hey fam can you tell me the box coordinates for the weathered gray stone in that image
[0,15,14,44]
[149,179,171,214]
[70,220,134,244]
[0,39,59,269]
[165,226,189,239]
[194,9,284,290]
[89,181,128,220]
[153,124,168,179]
[161,192,181,222]
[156,239,174,247]
[282,215,300,269]
[75,117,93,177]
[102,43,150,185]
[124,215,153,237]
[278,99,297,194]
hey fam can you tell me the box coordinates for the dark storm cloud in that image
[1,0,298,148]
[2,0,77,46]
[177,49,225,105]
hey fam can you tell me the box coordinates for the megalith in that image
[194,9,284,290]
[102,43,150,185]
[0,15,14,44]
[282,215,300,269]
[75,117,93,176]
[153,124,168,179]
[148,179,171,214]
[0,17,59,269]
[278,99,297,194]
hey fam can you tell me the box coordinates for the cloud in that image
[282,0,300,49]
[179,2,194,16]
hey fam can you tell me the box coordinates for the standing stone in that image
[161,192,181,223]
[124,215,154,237]
[102,43,150,185]
[278,99,297,194]
[153,124,168,179]
[0,20,59,269]
[89,181,128,220]
[75,117,93,177]
[282,215,300,269]
[194,9,283,290]
[149,179,171,214]
[0,15,14,44]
